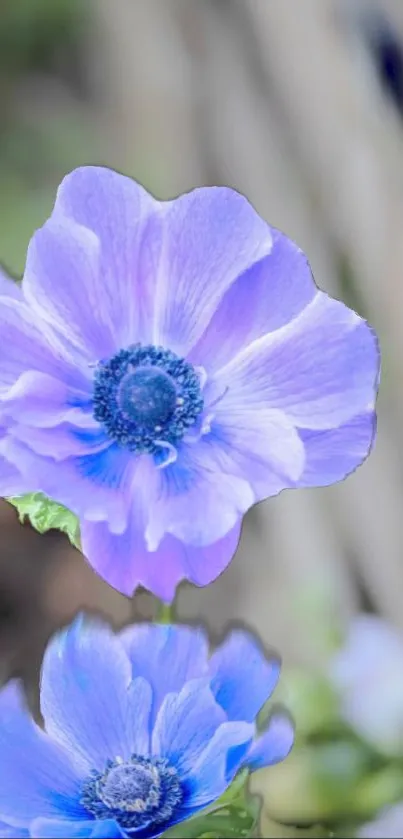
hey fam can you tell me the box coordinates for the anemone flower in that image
[329,614,403,757]
[0,268,31,496]
[0,617,293,838]
[0,166,379,598]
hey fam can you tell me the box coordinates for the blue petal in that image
[40,165,162,349]
[183,721,254,808]
[152,679,226,775]
[209,631,280,722]
[120,624,209,725]
[246,712,295,771]
[0,682,86,828]
[212,293,379,431]
[0,266,22,300]
[189,228,316,374]
[296,411,376,487]
[126,677,153,755]
[0,821,29,838]
[155,185,273,357]
[3,435,133,536]
[29,818,125,838]
[40,616,132,772]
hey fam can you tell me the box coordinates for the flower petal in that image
[23,216,115,359]
[357,803,403,839]
[246,712,295,771]
[155,186,273,355]
[209,631,281,722]
[152,679,226,775]
[126,677,153,755]
[2,436,133,533]
[189,228,316,373]
[0,682,86,827]
[81,513,241,599]
[120,625,209,726]
[0,299,89,394]
[208,407,305,499]
[183,722,254,808]
[30,819,126,839]
[1,371,93,429]
[212,292,379,430]
[145,444,253,549]
[40,616,132,771]
[295,411,376,487]
[10,423,109,461]
[42,165,162,347]
[0,442,28,496]
[0,267,22,300]
[0,821,28,838]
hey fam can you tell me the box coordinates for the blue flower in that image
[0,268,34,497]
[0,167,379,598]
[0,617,293,838]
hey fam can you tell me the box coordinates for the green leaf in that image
[162,771,260,838]
[7,493,80,548]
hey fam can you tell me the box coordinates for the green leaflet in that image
[163,770,261,839]
[7,492,81,548]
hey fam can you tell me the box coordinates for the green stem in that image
[157,601,175,624]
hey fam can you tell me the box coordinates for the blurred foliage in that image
[0,0,85,77]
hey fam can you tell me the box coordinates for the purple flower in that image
[0,616,293,838]
[329,615,403,756]
[0,166,379,598]
[358,802,403,838]
[0,268,32,497]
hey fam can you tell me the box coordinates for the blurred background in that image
[2,0,403,836]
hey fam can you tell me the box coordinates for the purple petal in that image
[10,423,109,461]
[81,510,242,599]
[145,444,253,549]
[189,228,316,373]
[246,712,295,771]
[120,625,209,726]
[209,631,281,722]
[1,371,93,429]
[0,267,22,300]
[296,411,376,487]
[358,803,403,838]
[155,186,273,356]
[40,617,132,771]
[0,682,86,827]
[23,217,115,359]
[0,298,90,394]
[43,165,162,347]
[212,292,379,430]
[0,458,25,496]
[2,436,133,533]
[152,679,226,775]
[209,408,305,500]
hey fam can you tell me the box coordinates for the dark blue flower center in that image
[81,754,183,831]
[92,343,204,456]
[118,367,178,428]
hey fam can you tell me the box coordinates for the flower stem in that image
[157,601,175,624]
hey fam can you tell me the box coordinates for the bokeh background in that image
[2,0,403,836]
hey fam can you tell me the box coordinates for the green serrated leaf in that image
[7,493,80,548]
